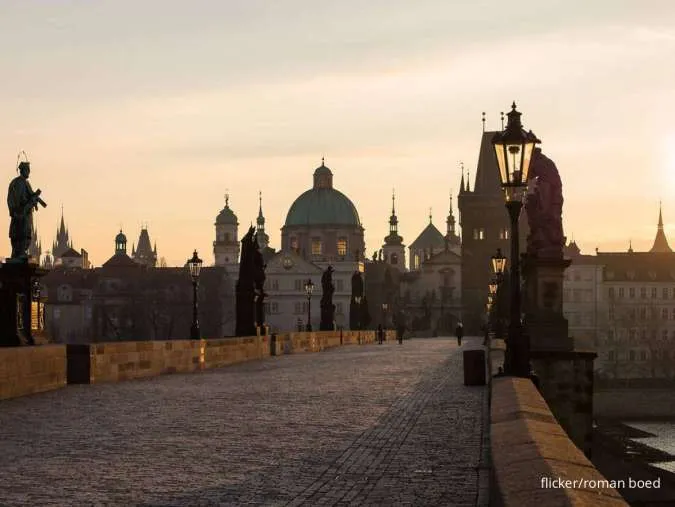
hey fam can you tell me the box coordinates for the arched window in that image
[391,253,398,265]
[337,238,347,256]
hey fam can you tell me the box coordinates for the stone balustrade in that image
[0,345,66,400]
[491,376,628,506]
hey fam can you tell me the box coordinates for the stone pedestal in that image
[531,349,597,457]
[0,262,48,347]
[522,255,573,351]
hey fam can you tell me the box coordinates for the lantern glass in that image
[187,250,203,280]
[488,282,498,295]
[304,279,314,296]
[491,249,507,275]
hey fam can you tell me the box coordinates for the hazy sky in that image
[1,1,675,266]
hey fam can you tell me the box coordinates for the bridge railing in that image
[491,376,628,506]
[1,329,397,400]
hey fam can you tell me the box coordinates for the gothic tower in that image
[132,226,158,267]
[457,122,528,333]
[214,193,240,266]
[52,206,71,259]
[28,221,42,265]
[382,190,406,271]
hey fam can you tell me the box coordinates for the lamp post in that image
[187,250,203,340]
[492,102,540,377]
[304,278,314,331]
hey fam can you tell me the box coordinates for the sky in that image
[1,0,675,266]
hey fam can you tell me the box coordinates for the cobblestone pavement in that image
[0,337,488,506]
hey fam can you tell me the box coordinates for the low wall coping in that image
[491,377,628,506]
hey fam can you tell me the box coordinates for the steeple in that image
[52,205,71,258]
[459,162,465,194]
[384,188,403,246]
[256,190,270,250]
[445,191,461,248]
[649,202,672,253]
[466,170,471,192]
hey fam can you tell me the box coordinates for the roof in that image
[409,222,445,249]
[216,197,238,225]
[284,188,361,227]
[649,205,672,253]
[61,247,82,258]
[102,252,142,268]
[472,131,503,195]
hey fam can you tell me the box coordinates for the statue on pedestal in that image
[7,158,47,262]
[320,265,335,330]
[525,148,564,259]
[252,232,266,329]
[235,226,257,336]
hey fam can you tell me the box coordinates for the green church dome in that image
[284,163,361,227]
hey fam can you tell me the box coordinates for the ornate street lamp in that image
[488,280,498,297]
[492,102,540,377]
[187,250,202,340]
[491,248,507,279]
[304,278,314,331]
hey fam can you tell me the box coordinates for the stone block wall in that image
[0,345,67,400]
[531,350,596,457]
[491,377,627,506]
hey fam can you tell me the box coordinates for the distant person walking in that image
[377,324,384,345]
[455,322,464,346]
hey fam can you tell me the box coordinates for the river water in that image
[625,421,675,473]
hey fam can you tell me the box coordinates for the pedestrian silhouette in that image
[455,322,464,346]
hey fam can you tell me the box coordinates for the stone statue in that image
[525,148,564,258]
[235,226,257,336]
[7,161,47,261]
[320,265,335,330]
[349,270,364,330]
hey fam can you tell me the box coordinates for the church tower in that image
[445,192,461,255]
[458,116,528,333]
[649,202,672,253]
[28,221,42,265]
[52,206,71,259]
[382,190,406,271]
[214,193,240,266]
[132,226,158,267]
[115,229,127,255]
[256,191,270,250]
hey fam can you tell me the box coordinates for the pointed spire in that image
[321,156,325,166]
[500,111,505,130]
[429,207,432,224]
[481,112,486,132]
[459,164,465,193]
[650,202,672,253]
[466,170,471,192]
[225,189,230,208]
[391,188,396,215]
[628,239,634,253]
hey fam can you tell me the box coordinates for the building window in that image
[629,350,636,361]
[608,329,615,342]
[640,350,647,361]
[272,279,279,291]
[639,307,646,320]
[225,232,231,242]
[336,303,343,314]
[294,279,302,291]
[608,287,615,298]
[663,329,669,340]
[652,287,658,299]
[663,308,669,320]
[290,237,298,251]
[629,287,635,298]
[336,279,344,292]
[337,238,347,256]
[271,302,279,314]
[671,308,675,320]
[311,238,322,255]
[473,228,485,240]
[391,253,398,265]
[641,287,647,298]
[499,228,509,240]
[414,253,420,270]
[619,287,625,298]
[664,288,670,299]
